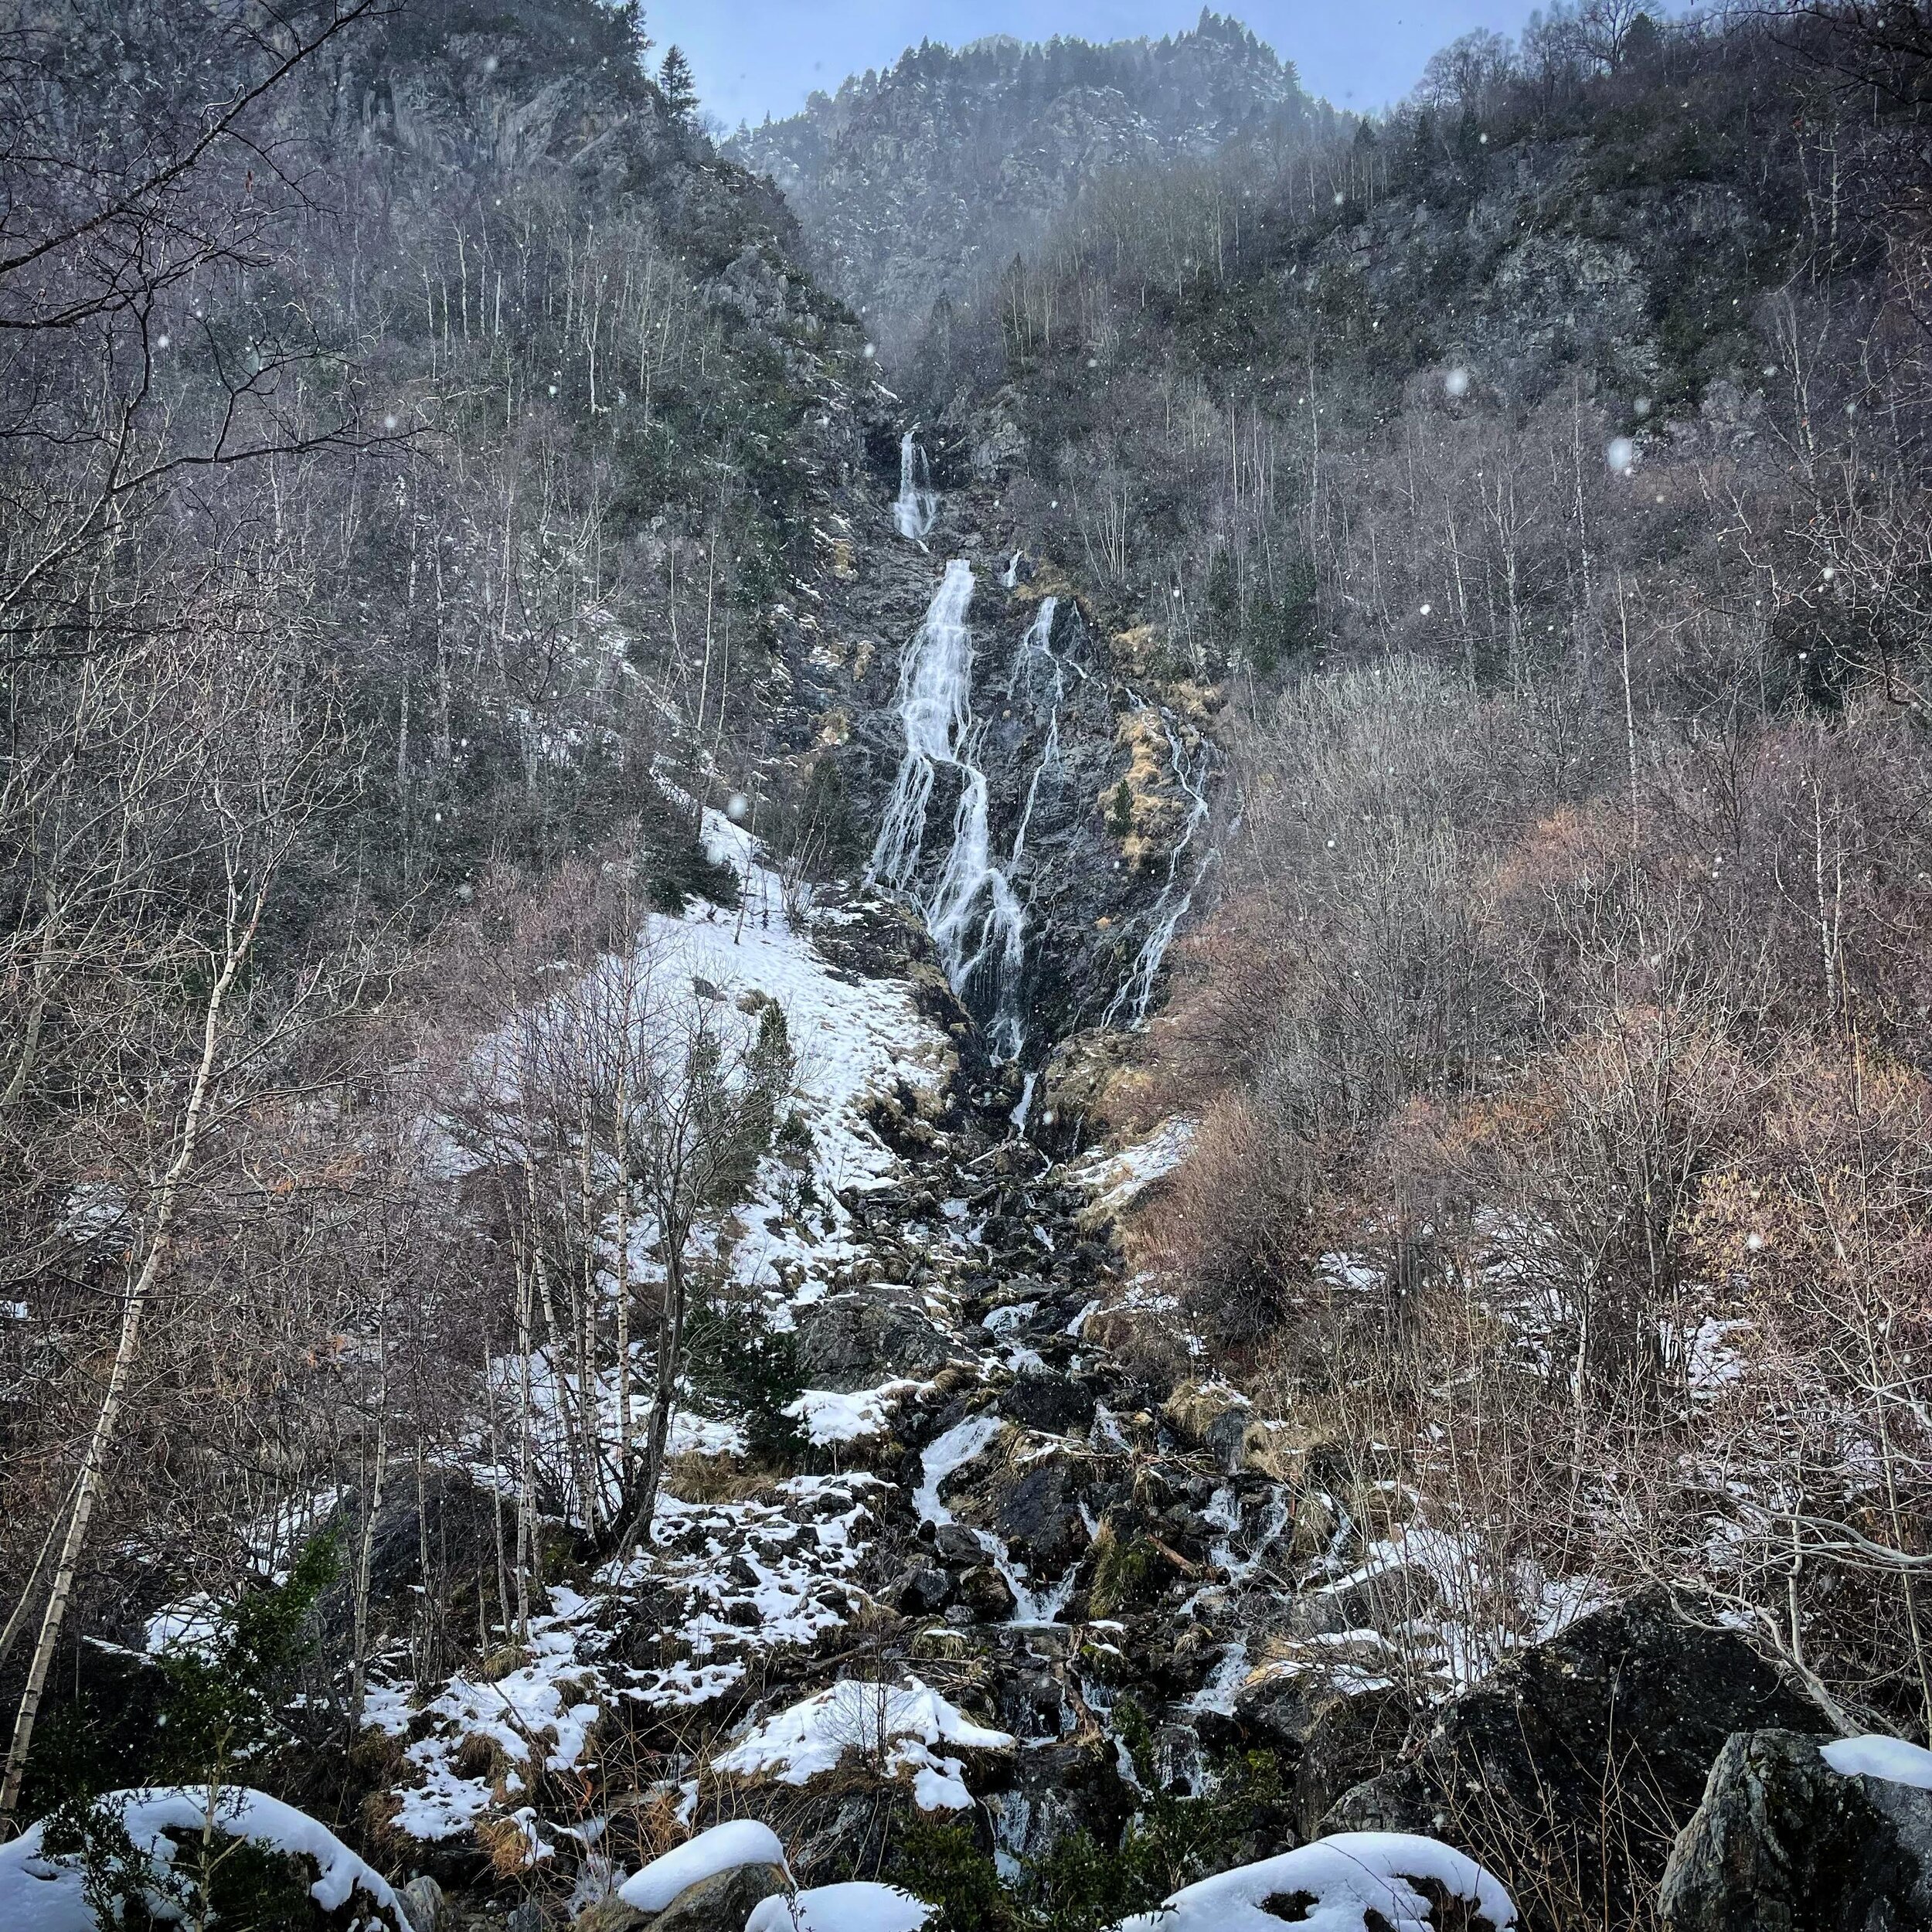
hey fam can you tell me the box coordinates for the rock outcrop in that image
[1321,1591,1821,1932]
[1658,1730,1932,1932]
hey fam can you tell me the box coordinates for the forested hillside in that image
[7,3,1932,1931]
[728,11,1338,355]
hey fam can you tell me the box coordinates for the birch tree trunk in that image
[1,876,270,1826]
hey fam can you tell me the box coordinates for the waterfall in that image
[872,560,974,889]
[1103,706,1216,1031]
[1002,550,1022,589]
[893,430,938,540]
[913,1414,1076,1627]
[872,561,1029,1059]
[1006,597,1063,872]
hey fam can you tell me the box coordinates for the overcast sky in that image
[648,2,1555,130]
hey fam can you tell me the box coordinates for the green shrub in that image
[685,1299,806,1460]
[894,1817,1015,1932]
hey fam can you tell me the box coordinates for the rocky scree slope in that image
[309,461,1890,1932]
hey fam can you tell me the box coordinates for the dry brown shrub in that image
[665,1451,770,1505]
[475,1810,545,1879]
[1143,1091,1324,1345]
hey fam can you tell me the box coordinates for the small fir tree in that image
[659,46,698,122]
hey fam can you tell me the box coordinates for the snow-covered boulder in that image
[1658,1729,1932,1930]
[0,1787,407,1930]
[614,1818,789,1929]
[1116,1832,1515,1932]
[744,1880,933,1932]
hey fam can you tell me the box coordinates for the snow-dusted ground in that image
[621,809,954,1311]
[713,1675,1014,1813]
[366,1473,886,1842]
[1066,1115,1196,1221]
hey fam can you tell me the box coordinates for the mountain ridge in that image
[726,9,1340,353]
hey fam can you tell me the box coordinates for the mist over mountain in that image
[727,9,1337,352]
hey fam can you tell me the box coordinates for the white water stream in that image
[916,1413,1077,1626]
[1007,597,1064,872]
[893,431,938,540]
[872,560,1036,1061]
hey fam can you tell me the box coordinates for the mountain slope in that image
[726,9,1338,352]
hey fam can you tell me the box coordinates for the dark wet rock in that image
[794,1290,961,1392]
[989,1450,1090,1576]
[998,1667,1073,1741]
[1230,1668,1417,1838]
[1319,1590,1821,1932]
[783,1781,940,1889]
[884,1563,954,1616]
[1658,1729,1932,1932]
[956,1563,1019,1621]
[998,1370,1097,1435]
[932,1522,988,1566]
[995,1734,1136,1866]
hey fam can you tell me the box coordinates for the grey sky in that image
[648,2,1553,130]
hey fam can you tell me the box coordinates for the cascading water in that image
[916,1414,1077,1626]
[893,430,938,540]
[1103,702,1217,1030]
[872,560,975,889]
[872,561,1030,1059]
[1007,597,1064,872]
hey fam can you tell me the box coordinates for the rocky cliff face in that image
[725,11,1330,352]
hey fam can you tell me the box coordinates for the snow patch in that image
[1822,1734,1932,1791]
[0,1787,403,1932]
[748,1879,934,1932]
[713,1676,1013,1808]
[1117,1832,1515,1932]
[619,1819,788,1910]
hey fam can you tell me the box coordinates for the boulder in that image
[1162,1383,1252,1471]
[955,1563,1018,1621]
[651,1864,790,1932]
[573,1901,647,1932]
[992,1449,1090,1574]
[998,1370,1097,1435]
[399,1875,451,1932]
[1318,1590,1820,1932]
[930,1523,986,1566]
[884,1563,953,1616]
[588,1856,790,1928]
[1658,1730,1932,1931]
[794,1292,959,1393]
